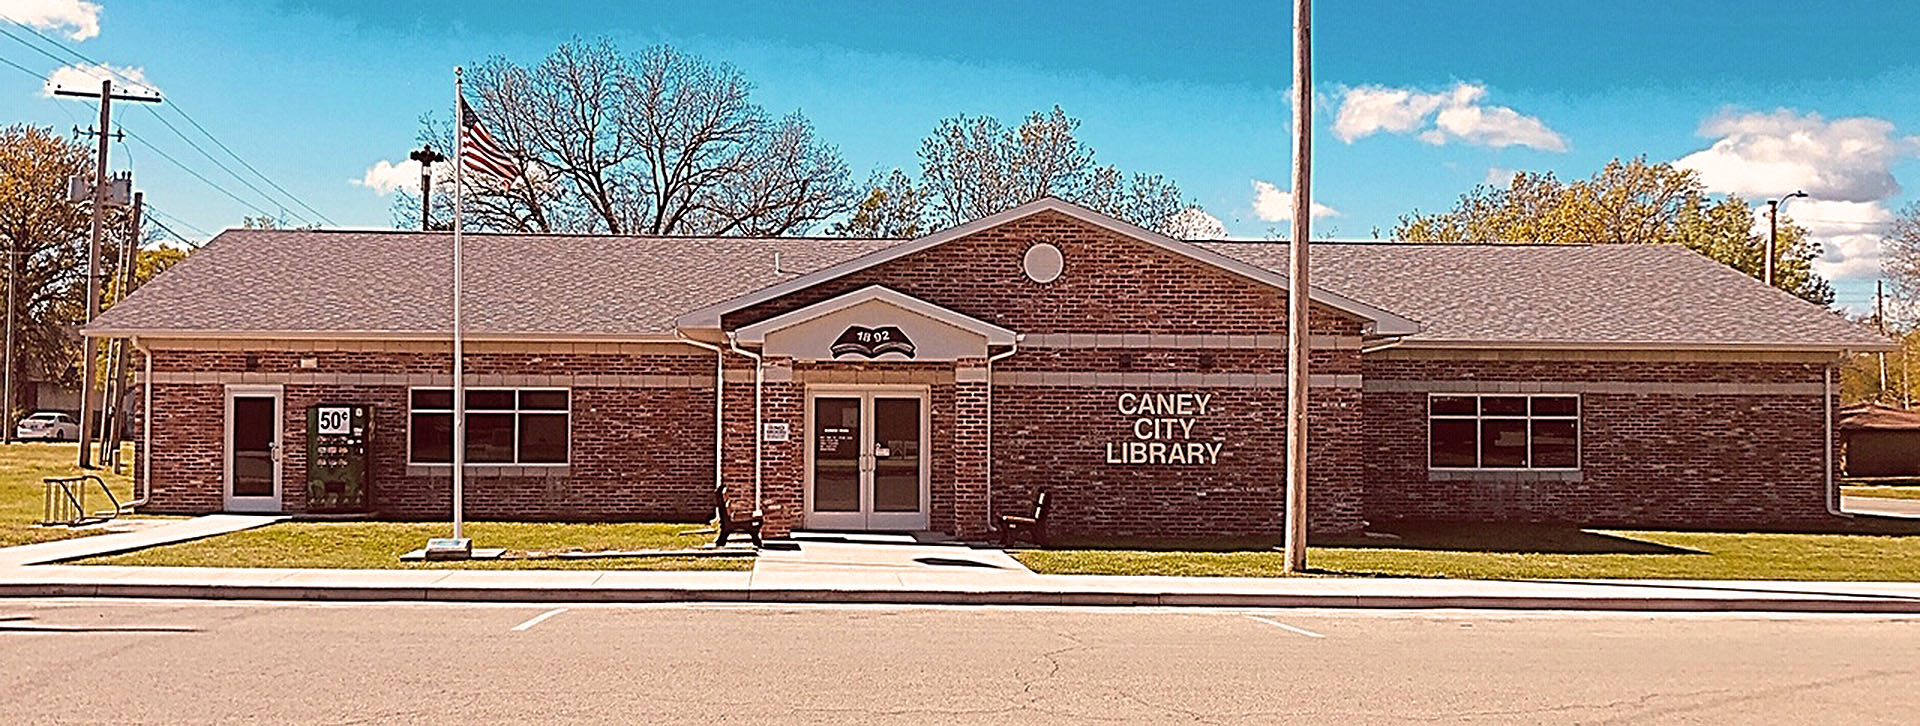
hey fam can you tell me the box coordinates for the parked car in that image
[16,411,80,441]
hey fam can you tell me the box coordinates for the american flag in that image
[459,97,520,183]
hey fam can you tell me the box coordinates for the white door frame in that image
[803,385,931,531]
[223,384,285,513]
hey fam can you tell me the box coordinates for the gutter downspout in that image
[726,332,764,513]
[127,337,151,510]
[674,332,726,498]
[1826,361,1849,518]
[984,336,1021,529]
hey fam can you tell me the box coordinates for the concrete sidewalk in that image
[5,546,1920,612]
[0,514,286,568]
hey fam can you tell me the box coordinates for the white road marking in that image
[510,608,568,631]
[1246,615,1325,638]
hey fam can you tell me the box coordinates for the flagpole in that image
[451,67,467,543]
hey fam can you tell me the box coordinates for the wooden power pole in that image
[54,77,160,467]
[1283,0,1313,573]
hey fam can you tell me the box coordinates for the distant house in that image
[1839,404,1920,478]
[84,197,1894,540]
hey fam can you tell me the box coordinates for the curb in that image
[5,582,1920,612]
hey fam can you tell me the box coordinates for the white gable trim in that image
[733,285,1018,346]
[674,197,1423,336]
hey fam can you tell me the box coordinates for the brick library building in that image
[86,198,1891,542]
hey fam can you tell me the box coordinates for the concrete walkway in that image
[0,514,286,568]
[4,526,1920,610]
[1844,494,1920,519]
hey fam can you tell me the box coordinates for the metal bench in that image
[999,489,1050,547]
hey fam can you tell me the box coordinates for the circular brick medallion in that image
[1022,242,1064,284]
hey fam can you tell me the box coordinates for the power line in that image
[0,51,41,81]
[166,105,337,227]
[124,130,282,220]
[137,105,308,226]
[144,202,211,236]
[3,13,336,227]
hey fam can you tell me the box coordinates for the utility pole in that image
[54,78,160,467]
[1283,0,1313,574]
[99,191,143,469]
[2,239,14,445]
[409,146,446,231]
[1765,191,1807,289]
[1878,280,1889,401]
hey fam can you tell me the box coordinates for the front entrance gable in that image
[676,197,1421,337]
[734,285,1017,362]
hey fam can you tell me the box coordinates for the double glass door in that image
[808,391,927,530]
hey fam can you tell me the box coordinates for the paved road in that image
[1,600,1917,724]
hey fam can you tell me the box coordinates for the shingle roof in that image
[1199,241,1890,350]
[88,229,899,338]
[90,228,1890,350]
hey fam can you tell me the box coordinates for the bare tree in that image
[886,105,1206,235]
[394,38,854,235]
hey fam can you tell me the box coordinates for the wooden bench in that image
[714,484,769,548]
[999,489,1051,548]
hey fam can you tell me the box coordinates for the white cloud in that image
[2,0,102,41]
[356,158,450,195]
[41,62,158,98]
[1681,110,1919,284]
[1333,82,1566,151]
[1484,166,1517,186]
[1251,179,1337,222]
[1676,109,1918,204]
[1749,199,1897,282]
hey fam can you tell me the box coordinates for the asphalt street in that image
[1,599,1917,724]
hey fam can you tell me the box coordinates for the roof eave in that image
[1389,338,1900,353]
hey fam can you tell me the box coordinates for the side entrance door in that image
[806,389,928,531]
[224,385,284,513]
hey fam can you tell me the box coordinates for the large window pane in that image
[466,412,515,463]
[410,412,452,463]
[1532,419,1578,468]
[1481,419,1528,467]
[519,413,568,463]
[1430,419,1478,467]
[1431,395,1476,416]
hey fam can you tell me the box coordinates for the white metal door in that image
[224,385,284,513]
[805,389,928,530]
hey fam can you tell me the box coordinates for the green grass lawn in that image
[0,443,135,548]
[82,521,752,571]
[1014,521,1920,581]
[1844,485,1920,501]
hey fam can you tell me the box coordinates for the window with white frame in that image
[408,388,570,465]
[1428,394,1579,470]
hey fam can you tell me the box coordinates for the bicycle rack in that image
[39,475,121,527]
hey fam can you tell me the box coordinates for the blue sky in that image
[1,0,1915,312]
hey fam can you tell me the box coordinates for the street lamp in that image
[1765,191,1809,288]
[408,146,447,232]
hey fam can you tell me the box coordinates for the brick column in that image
[760,359,804,536]
[951,359,991,540]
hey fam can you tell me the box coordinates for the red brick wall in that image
[1361,355,1837,528]
[141,347,720,522]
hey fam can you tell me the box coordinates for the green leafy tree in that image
[0,124,104,416]
[1396,157,1832,305]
